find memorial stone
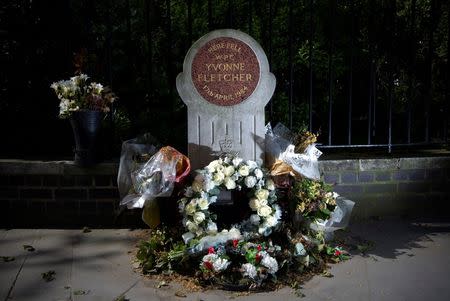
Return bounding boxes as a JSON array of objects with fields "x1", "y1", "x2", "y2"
[{"x1": 177, "y1": 29, "x2": 275, "y2": 169}]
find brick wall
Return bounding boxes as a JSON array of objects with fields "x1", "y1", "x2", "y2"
[
  {"x1": 0, "y1": 160, "x2": 140, "y2": 227},
  {"x1": 320, "y1": 157, "x2": 450, "y2": 219},
  {"x1": 0, "y1": 156, "x2": 449, "y2": 227}
]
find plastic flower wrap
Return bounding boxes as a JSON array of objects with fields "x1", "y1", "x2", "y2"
[
  {"x1": 119, "y1": 144, "x2": 190, "y2": 228},
  {"x1": 266, "y1": 123, "x2": 322, "y2": 180}
]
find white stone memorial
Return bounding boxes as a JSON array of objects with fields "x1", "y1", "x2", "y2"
[{"x1": 176, "y1": 29, "x2": 275, "y2": 169}]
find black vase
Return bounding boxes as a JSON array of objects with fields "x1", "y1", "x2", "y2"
[{"x1": 70, "y1": 111, "x2": 104, "y2": 166}]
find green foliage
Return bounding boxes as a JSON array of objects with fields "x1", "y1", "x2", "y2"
[
  {"x1": 291, "y1": 178, "x2": 336, "y2": 221},
  {"x1": 136, "y1": 228, "x2": 187, "y2": 273}
]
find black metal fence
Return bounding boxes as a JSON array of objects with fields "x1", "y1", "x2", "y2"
[{"x1": 0, "y1": 0, "x2": 449, "y2": 158}]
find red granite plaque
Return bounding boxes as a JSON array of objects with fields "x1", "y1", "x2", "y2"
[{"x1": 191, "y1": 37, "x2": 260, "y2": 106}]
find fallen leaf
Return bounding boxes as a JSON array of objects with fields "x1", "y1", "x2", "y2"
[
  {"x1": 23, "y1": 245, "x2": 35, "y2": 252},
  {"x1": 64, "y1": 286, "x2": 71, "y2": 290},
  {"x1": 114, "y1": 295, "x2": 129, "y2": 301},
  {"x1": 41, "y1": 270, "x2": 56, "y2": 282},
  {"x1": 321, "y1": 270, "x2": 333, "y2": 278},
  {"x1": 73, "y1": 289, "x2": 90, "y2": 295},
  {"x1": 82, "y1": 227, "x2": 92, "y2": 233},
  {"x1": 175, "y1": 290, "x2": 187, "y2": 297},
  {"x1": 157, "y1": 281, "x2": 169, "y2": 288},
  {"x1": 1, "y1": 256, "x2": 15, "y2": 262}
]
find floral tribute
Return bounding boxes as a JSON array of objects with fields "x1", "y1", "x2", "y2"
[
  {"x1": 134, "y1": 130, "x2": 354, "y2": 292},
  {"x1": 50, "y1": 73, "x2": 117, "y2": 119},
  {"x1": 178, "y1": 156, "x2": 281, "y2": 245}
]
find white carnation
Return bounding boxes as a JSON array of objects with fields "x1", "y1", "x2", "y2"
[
  {"x1": 241, "y1": 263, "x2": 257, "y2": 279},
  {"x1": 244, "y1": 176, "x2": 257, "y2": 188},
  {"x1": 206, "y1": 221, "x2": 218, "y2": 234},
  {"x1": 203, "y1": 179, "x2": 215, "y2": 192},
  {"x1": 273, "y1": 204, "x2": 282, "y2": 220},
  {"x1": 250, "y1": 214, "x2": 261, "y2": 224},
  {"x1": 228, "y1": 227, "x2": 241, "y2": 239},
  {"x1": 257, "y1": 205, "x2": 272, "y2": 217},
  {"x1": 255, "y1": 189, "x2": 270, "y2": 201},
  {"x1": 254, "y1": 168, "x2": 263, "y2": 179},
  {"x1": 232, "y1": 157, "x2": 243, "y2": 167},
  {"x1": 224, "y1": 177, "x2": 236, "y2": 190},
  {"x1": 261, "y1": 255, "x2": 279, "y2": 274},
  {"x1": 246, "y1": 160, "x2": 258, "y2": 170},
  {"x1": 193, "y1": 211, "x2": 206, "y2": 224},
  {"x1": 213, "y1": 257, "x2": 230, "y2": 272},
  {"x1": 238, "y1": 165, "x2": 250, "y2": 176}
]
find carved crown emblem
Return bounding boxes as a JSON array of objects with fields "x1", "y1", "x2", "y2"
[{"x1": 219, "y1": 136, "x2": 233, "y2": 153}]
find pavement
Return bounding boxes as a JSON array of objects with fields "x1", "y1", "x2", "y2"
[{"x1": 1, "y1": 218, "x2": 450, "y2": 301}]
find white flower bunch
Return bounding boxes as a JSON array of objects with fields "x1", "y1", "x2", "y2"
[
  {"x1": 50, "y1": 73, "x2": 116, "y2": 119},
  {"x1": 201, "y1": 253, "x2": 230, "y2": 272}
]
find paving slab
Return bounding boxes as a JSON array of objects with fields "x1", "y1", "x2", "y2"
[{"x1": 1, "y1": 219, "x2": 449, "y2": 301}]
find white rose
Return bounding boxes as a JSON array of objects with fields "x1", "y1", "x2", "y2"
[
  {"x1": 212, "y1": 171, "x2": 225, "y2": 185},
  {"x1": 238, "y1": 165, "x2": 250, "y2": 176},
  {"x1": 249, "y1": 198, "x2": 261, "y2": 210},
  {"x1": 232, "y1": 157, "x2": 243, "y2": 167},
  {"x1": 259, "y1": 198, "x2": 268, "y2": 206},
  {"x1": 185, "y1": 202, "x2": 197, "y2": 215},
  {"x1": 254, "y1": 168, "x2": 263, "y2": 179},
  {"x1": 255, "y1": 189, "x2": 270, "y2": 201},
  {"x1": 193, "y1": 211, "x2": 206, "y2": 224},
  {"x1": 265, "y1": 215, "x2": 278, "y2": 227},
  {"x1": 244, "y1": 176, "x2": 257, "y2": 188},
  {"x1": 206, "y1": 160, "x2": 219, "y2": 173},
  {"x1": 186, "y1": 220, "x2": 198, "y2": 232},
  {"x1": 224, "y1": 177, "x2": 236, "y2": 190},
  {"x1": 216, "y1": 164, "x2": 225, "y2": 173},
  {"x1": 224, "y1": 166, "x2": 235, "y2": 177},
  {"x1": 249, "y1": 214, "x2": 261, "y2": 224},
  {"x1": 265, "y1": 179, "x2": 275, "y2": 191},
  {"x1": 257, "y1": 205, "x2": 272, "y2": 217},
  {"x1": 198, "y1": 198, "x2": 209, "y2": 210}
]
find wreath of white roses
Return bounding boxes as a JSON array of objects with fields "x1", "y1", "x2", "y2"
[{"x1": 178, "y1": 155, "x2": 281, "y2": 247}]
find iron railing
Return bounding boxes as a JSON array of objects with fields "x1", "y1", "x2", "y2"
[{"x1": 0, "y1": 0, "x2": 449, "y2": 157}]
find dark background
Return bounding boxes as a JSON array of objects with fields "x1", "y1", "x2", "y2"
[{"x1": 0, "y1": 0, "x2": 449, "y2": 159}]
